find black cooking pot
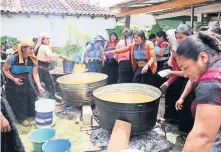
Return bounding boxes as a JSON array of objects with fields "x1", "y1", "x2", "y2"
[{"x1": 93, "y1": 83, "x2": 161, "y2": 134}]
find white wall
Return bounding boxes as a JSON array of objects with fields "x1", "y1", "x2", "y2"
[
  {"x1": 117, "y1": 13, "x2": 156, "y2": 27},
  {"x1": 1, "y1": 13, "x2": 116, "y2": 46}
]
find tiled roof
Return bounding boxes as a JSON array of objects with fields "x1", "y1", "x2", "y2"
[{"x1": 0, "y1": 0, "x2": 115, "y2": 16}]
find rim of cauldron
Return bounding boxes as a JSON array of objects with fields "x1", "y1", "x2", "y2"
[
  {"x1": 56, "y1": 72, "x2": 108, "y2": 85},
  {"x1": 93, "y1": 83, "x2": 162, "y2": 104}
]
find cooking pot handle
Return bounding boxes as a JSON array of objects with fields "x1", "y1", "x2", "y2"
[{"x1": 137, "y1": 105, "x2": 144, "y2": 113}]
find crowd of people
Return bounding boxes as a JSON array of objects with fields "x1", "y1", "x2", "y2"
[{"x1": 1, "y1": 22, "x2": 221, "y2": 151}]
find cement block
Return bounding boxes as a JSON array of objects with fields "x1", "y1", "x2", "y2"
[{"x1": 82, "y1": 106, "x2": 93, "y2": 125}]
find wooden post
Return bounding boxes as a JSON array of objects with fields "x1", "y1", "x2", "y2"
[
  {"x1": 191, "y1": 5, "x2": 194, "y2": 28},
  {"x1": 125, "y1": 15, "x2": 131, "y2": 29},
  {"x1": 107, "y1": 120, "x2": 131, "y2": 152}
]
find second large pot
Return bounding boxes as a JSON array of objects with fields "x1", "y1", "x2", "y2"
[{"x1": 93, "y1": 83, "x2": 161, "y2": 134}]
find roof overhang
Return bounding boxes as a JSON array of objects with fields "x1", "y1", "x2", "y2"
[{"x1": 110, "y1": 0, "x2": 216, "y2": 17}]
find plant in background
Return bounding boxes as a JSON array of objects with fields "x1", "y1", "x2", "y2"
[
  {"x1": 194, "y1": 22, "x2": 203, "y2": 32},
  {"x1": 149, "y1": 24, "x2": 163, "y2": 35},
  {"x1": 162, "y1": 25, "x2": 171, "y2": 32},
  {"x1": 106, "y1": 25, "x2": 125, "y2": 39},
  {"x1": 60, "y1": 19, "x2": 91, "y2": 62},
  {"x1": 1, "y1": 36, "x2": 20, "y2": 46},
  {"x1": 106, "y1": 25, "x2": 149, "y2": 39}
]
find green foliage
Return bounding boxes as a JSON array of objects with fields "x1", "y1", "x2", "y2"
[
  {"x1": 194, "y1": 22, "x2": 203, "y2": 32},
  {"x1": 149, "y1": 24, "x2": 163, "y2": 35},
  {"x1": 106, "y1": 25, "x2": 149, "y2": 39},
  {"x1": 106, "y1": 25, "x2": 125, "y2": 39},
  {"x1": 1, "y1": 36, "x2": 20, "y2": 46}
]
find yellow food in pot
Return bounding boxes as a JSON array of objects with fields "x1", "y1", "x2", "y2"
[
  {"x1": 99, "y1": 92, "x2": 155, "y2": 103},
  {"x1": 57, "y1": 74, "x2": 107, "y2": 84}
]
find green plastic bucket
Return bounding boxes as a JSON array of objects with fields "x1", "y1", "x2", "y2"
[{"x1": 29, "y1": 128, "x2": 56, "y2": 152}]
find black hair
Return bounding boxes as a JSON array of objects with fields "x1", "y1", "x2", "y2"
[
  {"x1": 175, "y1": 24, "x2": 193, "y2": 36},
  {"x1": 149, "y1": 34, "x2": 156, "y2": 40},
  {"x1": 86, "y1": 41, "x2": 89, "y2": 46},
  {"x1": 5, "y1": 41, "x2": 9, "y2": 44},
  {"x1": 176, "y1": 32, "x2": 221, "y2": 61},
  {"x1": 208, "y1": 24, "x2": 221, "y2": 35},
  {"x1": 198, "y1": 26, "x2": 209, "y2": 32},
  {"x1": 156, "y1": 31, "x2": 168, "y2": 41},
  {"x1": 122, "y1": 28, "x2": 132, "y2": 46},
  {"x1": 32, "y1": 38, "x2": 37, "y2": 42},
  {"x1": 109, "y1": 32, "x2": 118, "y2": 42},
  {"x1": 133, "y1": 30, "x2": 146, "y2": 40}
]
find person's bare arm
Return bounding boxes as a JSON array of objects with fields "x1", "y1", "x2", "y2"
[
  {"x1": 180, "y1": 79, "x2": 193, "y2": 100},
  {"x1": 173, "y1": 71, "x2": 185, "y2": 77},
  {"x1": 155, "y1": 48, "x2": 167, "y2": 57},
  {"x1": 3, "y1": 57, "x2": 23, "y2": 85},
  {"x1": 183, "y1": 104, "x2": 221, "y2": 152},
  {"x1": 32, "y1": 66, "x2": 44, "y2": 93}
]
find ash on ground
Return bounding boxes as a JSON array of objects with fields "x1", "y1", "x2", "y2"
[{"x1": 90, "y1": 124, "x2": 173, "y2": 152}]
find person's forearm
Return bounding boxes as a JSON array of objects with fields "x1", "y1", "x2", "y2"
[
  {"x1": 183, "y1": 131, "x2": 214, "y2": 152},
  {"x1": 180, "y1": 79, "x2": 193, "y2": 100},
  {"x1": 33, "y1": 72, "x2": 41, "y2": 88},
  {"x1": 3, "y1": 71, "x2": 15, "y2": 81},
  {"x1": 173, "y1": 71, "x2": 184, "y2": 77}
]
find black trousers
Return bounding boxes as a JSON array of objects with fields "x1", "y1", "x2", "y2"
[
  {"x1": 5, "y1": 78, "x2": 37, "y2": 121},
  {"x1": 103, "y1": 60, "x2": 118, "y2": 85},
  {"x1": 178, "y1": 78, "x2": 195, "y2": 133},
  {"x1": 1, "y1": 97, "x2": 25, "y2": 152},
  {"x1": 164, "y1": 77, "x2": 185, "y2": 123},
  {"x1": 118, "y1": 60, "x2": 134, "y2": 83},
  {"x1": 133, "y1": 66, "x2": 155, "y2": 86},
  {"x1": 38, "y1": 68, "x2": 56, "y2": 98}
]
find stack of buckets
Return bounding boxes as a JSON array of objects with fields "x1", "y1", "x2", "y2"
[{"x1": 29, "y1": 99, "x2": 72, "y2": 152}]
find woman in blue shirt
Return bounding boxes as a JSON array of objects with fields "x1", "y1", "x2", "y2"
[{"x1": 3, "y1": 40, "x2": 44, "y2": 127}]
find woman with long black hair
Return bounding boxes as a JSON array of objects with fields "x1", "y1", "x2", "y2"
[
  {"x1": 103, "y1": 32, "x2": 119, "y2": 84},
  {"x1": 176, "y1": 32, "x2": 221, "y2": 152},
  {"x1": 115, "y1": 28, "x2": 134, "y2": 83},
  {"x1": 104, "y1": 30, "x2": 157, "y2": 86}
]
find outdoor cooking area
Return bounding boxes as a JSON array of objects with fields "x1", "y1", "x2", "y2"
[{"x1": 16, "y1": 66, "x2": 185, "y2": 152}]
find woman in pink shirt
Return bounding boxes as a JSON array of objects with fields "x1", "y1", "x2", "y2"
[{"x1": 115, "y1": 29, "x2": 134, "y2": 83}]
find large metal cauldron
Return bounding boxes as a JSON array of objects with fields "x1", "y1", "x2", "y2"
[
  {"x1": 57, "y1": 73, "x2": 107, "y2": 106},
  {"x1": 93, "y1": 83, "x2": 161, "y2": 134}
]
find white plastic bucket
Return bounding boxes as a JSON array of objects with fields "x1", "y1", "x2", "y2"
[{"x1": 35, "y1": 99, "x2": 56, "y2": 128}]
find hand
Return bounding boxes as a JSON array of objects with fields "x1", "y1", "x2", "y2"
[
  {"x1": 38, "y1": 86, "x2": 45, "y2": 93},
  {"x1": 103, "y1": 51, "x2": 112, "y2": 56},
  {"x1": 175, "y1": 98, "x2": 184, "y2": 111},
  {"x1": 1, "y1": 115, "x2": 11, "y2": 133},
  {"x1": 165, "y1": 70, "x2": 174, "y2": 78},
  {"x1": 141, "y1": 64, "x2": 149, "y2": 74},
  {"x1": 60, "y1": 55, "x2": 68, "y2": 60},
  {"x1": 13, "y1": 78, "x2": 23, "y2": 85},
  {"x1": 160, "y1": 81, "x2": 170, "y2": 92}
]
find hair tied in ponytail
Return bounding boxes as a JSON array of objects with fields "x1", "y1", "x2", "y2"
[{"x1": 198, "y1": 32, "x2": 221, "y2": 52}]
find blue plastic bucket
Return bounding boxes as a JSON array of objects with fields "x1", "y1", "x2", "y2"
[
  {"x1": 63, "y1": 60, "x2": 75, "y2": 73},
  {"x1": 42, "y1": 139, "x2": 72, "y2": 152},
  {"x1": 29, "y1": 128, "x2": 56, "y2": 152}
]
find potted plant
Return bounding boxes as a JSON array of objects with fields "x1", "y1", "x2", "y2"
[{"x1": 62, "y1": 43, "x2": 83, "y2": 73}]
